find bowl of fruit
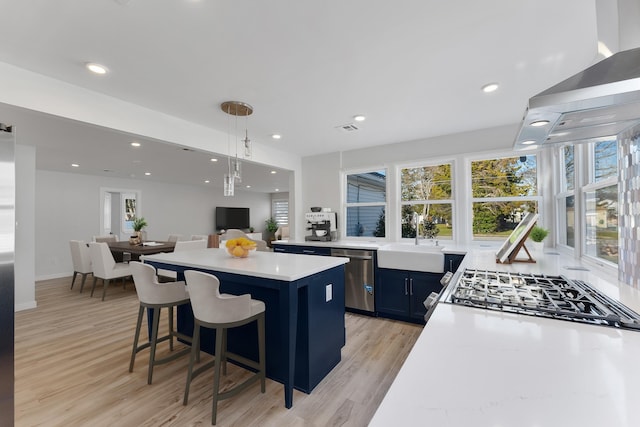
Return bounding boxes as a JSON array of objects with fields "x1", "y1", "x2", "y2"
[{"x1": 225, "y1": 237, "x2": 257, "y2": 258}]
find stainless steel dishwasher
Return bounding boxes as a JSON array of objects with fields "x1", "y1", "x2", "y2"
[{"x1": 331, "y1": 248, "x2": 375, "y2": 313}]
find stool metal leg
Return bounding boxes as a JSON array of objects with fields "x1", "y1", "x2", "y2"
[
  {"x1": 183, "y1": 322, "x2": 201, "y2": 405},
  {"x1": 168, "y1": 306, "x2": 174, "y2": 351},
  {"x1": 71, "y1": 271, "x2": 78, "y2": 290},
  {"x1": 90, "y1": 277, "x2": 98, "y2": 297},
  {"x1": 101, "y1": 279, "x2": 111, "y2": 301},
  {"x1": 129, "y1": 305, "x2": 145, "y2": 372},
  {"x1": 148, "y1": 307, "x2": 161, "y2": 384},
  {"x1": 258, "y1": 312, "x2": 266, "y2": 393},
  {"x1": 211, "y1": 326, "x2": 224, "y2": 425}
]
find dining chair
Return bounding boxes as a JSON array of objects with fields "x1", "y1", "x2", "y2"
[
  {"x1": 157, "y1": 239, "x2": 208, "y2": 281},
  {"x1": 93, "y1": 235, "x2": 118, "y2": 243},
  {"x1": 275, "y1": 226, "x2": 290, "y2": 240},
  {"x1": 190, "y1": 234, "x2": 208, "y2": 241},
  {"x1": 128, "y1": 262, "x2": 192, "y2": 384},
  {"x1": 167, "y1": 234, "x2": 183, "y2": 242},
  {"x1": 88, "y1": 242, "x2": 133, "y2": 301},
  {"x1": 69, "y1": 240, "x2": 92, "y2": 292},
  {"x1": 183, "y1": 270, "x2": 266, "y2": 425}
]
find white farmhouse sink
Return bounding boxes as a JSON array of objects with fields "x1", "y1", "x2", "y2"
[{"x1": 377, "y1": 244, "x2": 445, "y2": 273}]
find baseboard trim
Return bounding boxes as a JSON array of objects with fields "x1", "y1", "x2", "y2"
[{"x1": 15, "y1": 300, "x2": 37, "y2": 312}]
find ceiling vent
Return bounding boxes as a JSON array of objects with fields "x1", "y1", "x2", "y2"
[{"x1": 336, "y1": 123, "x2": 359, "y2": 132}]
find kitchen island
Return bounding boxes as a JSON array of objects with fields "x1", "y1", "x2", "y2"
[
  {"x1": 370, "y1": 248, "x2": 640, "y2": 426},
  {"x1": 141, "y1": 247, "x2": 348, "y2": 409}
]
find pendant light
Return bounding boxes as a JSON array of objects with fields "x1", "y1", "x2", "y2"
[{"x1": 221, "y1": 101, "x2": 253, "y2": 196}]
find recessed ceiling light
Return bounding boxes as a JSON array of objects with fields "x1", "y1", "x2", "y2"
[
  {"x1": 353, "y1": 115, "x2": 366, "y2": 122},
  {"x1": 71, "y1": 163, "x2": 79, "y2": 168},
  {"x1": 210, "y1": 158, "x2": 218, "y2": 162},
  {"x1": 271, "y1": 134, "x2": 282, "y2": 140},
  {"x1": 85, "y1": 62, "x2": 109, "y2": 75},
  {"x1": 246, "y1": 185, "x2": 251, "y2": 188},
  {"x1": 521, "y1": 140, "x2": 536, "y2": 145},
  {"x1": 270, "y1": 170, "x2": 277, "y2": 174},
  {"x1": 131, "y1": 142, "x2": 141, "y2": 147},
  {"x1": 144, "y1": 172, "x2": 151, "y2": 176},
  {"x1": 275, "y1": 188, "x2": 279, "y2": 192},
  {"x1": 530, "y1": 120, "x2": 550, "y2": 127},
  {"x1": 204, "y1": 180, "x2": 210, "y2": 183},
  {"x1": 481, "y1": 83, "x2": 499, "y2": 93}
]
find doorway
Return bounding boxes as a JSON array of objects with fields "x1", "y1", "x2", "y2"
[{"x1": 99, "y1": 187, "x2": 141, "y2": 241}]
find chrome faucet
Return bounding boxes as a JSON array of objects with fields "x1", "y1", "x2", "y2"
[{"x1": 413, "y1": 212, "x2": 420, "y2": 245}]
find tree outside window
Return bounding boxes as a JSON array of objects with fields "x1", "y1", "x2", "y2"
[
  {"x1": 471, "y1": 155, "x2": 538, "y2": 239},
  {"x1": 400, "y1": 163, "x2": 453, "y2": 239}
]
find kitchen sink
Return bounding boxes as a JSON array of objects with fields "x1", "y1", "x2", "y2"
[{"x1": 377, "y1": 243, "x2": 445, "y2": 273}]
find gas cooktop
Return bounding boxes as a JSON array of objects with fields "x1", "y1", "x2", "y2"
[{"x1": 448, "y1": 269, "x2": 640, "y2": 331}]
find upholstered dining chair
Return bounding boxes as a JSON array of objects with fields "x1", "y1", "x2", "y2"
[
  {"x1": 93, "y1": 235, "x2": 118, "y2": 243},
  {"x1": 128, "y1": 262, "x2": 192, "y2": 384},
  {"x1": 167, "y1": 234, "x2": 183, "y2": 242},
  {"x1": 190, "y1": 234, "x2": 208, "y2": 241},
  {"x1": 69, "y1": 240, "x2": 92, "y2": 292},
  {"x1": 157, "y1": 239, "x2": 208, "y2": 281},
  {"x1": 183, "y1": 270, "x2": 266, "y2": 425},
  {"x1": 275, "y1": 226, "x2": 290, "y2": 240},
  {"x1": 88, "y1": 242, "x2": 132, "y2": 301}
]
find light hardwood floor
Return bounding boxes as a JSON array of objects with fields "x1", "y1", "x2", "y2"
[{"x1": 15, "y1": 277, "x2": 422, "y2": 427}]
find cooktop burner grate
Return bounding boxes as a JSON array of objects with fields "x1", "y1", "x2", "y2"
[{"x1": 449, "y1": 269, "x2": 640, "y2": 331}]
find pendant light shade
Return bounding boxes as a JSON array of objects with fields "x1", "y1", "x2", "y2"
[{"x1": 221, "y1": 101, "x2": 253, "y2": 196}]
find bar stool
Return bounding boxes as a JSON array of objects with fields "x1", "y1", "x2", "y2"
[
  {"x1": 183, "y1": 270, "x2": 266, "y2": 426},
  {"x1": 129, "y1": 261, "x2": 192, "y2": 384}
]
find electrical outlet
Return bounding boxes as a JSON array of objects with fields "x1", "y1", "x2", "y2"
[{"x1": 325, "y1": 284, "x2": 332, "y2": 302}]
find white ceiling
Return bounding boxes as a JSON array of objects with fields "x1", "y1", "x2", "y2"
[{"x1": 0, "y1": 0, "x2": 607, "y2": 192}]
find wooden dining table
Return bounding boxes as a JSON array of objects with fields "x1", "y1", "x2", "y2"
[{"x1": 108, "y1": 241, "x2": 175, "y2": 262}]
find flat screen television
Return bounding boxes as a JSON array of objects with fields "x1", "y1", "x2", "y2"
[{"x1": 215, "y1": 206, "x2": 250, "y2": 231}]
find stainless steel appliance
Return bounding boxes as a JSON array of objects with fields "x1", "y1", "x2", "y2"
[
  {"x1": 0, "y1": 122, "x2": 15, "y2": 425},
  {"x1": 305, "y1": 211, "x2": 337, "y2": 242},
  {"x1": 447, "y1": 269, "x2": 640, "y2": 331},
  {"x1": 331, "y1": 248, "x2": 374, "y2": 313},
  {"x1": 514, "y1": 46, "x2": 640, "y2": 149}
]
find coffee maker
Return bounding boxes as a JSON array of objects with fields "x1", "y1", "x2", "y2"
[{"x1": 305, "y1": 210, "x2": 338, "y2": 241}]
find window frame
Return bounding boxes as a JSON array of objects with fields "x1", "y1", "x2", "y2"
[{"x1": 342, "y1": 167, "x2": 388, "y2": 239}]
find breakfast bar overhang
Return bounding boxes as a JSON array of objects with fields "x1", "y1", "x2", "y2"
[{"x1": 142, "y1": 248, "x2": 348, "y2": 409}]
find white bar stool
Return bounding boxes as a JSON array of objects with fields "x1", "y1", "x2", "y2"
[
  {"x1": 183, "y1": 270, "x2": 266, "y2": 426},
  {"x1": 128, "y1": 261, "x2": 192, "y2": 384}
]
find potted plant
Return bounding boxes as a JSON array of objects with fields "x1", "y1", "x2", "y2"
[
  {"x1": 130, "y1": 217, "x2": 148, "y2": 244},
  {"x1": 265, "y1": 217, "x2": 278, "y2": 248},
  {"x1": 529, "y1": 225, "x2": 549, "y2": 256}
]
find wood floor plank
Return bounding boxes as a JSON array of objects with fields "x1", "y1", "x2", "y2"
[{"x1": 15, "y1": 277, "x2": 422, "y2": 426}]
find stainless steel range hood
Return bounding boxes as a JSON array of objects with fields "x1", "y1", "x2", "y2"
[{"x1": 514, "y1": 46, "x2": 640, "y2": 149}]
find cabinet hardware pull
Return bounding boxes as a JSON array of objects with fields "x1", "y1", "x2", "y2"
[
  {"x1": 404, "y1": 278, "x2": 408, "y2": 295},
  {"x1": 409, "y1": 278, "x2": 413, "y2": 295}
]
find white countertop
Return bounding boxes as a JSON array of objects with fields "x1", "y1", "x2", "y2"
[
  {"x1": 370, "y1": 248, "x2": 640, "y2": 427},
  {"x1": 141, "y1": 247, "x2": 348, "y2": 282}
]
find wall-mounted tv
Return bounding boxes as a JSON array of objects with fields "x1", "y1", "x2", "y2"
[{"x1": 215, "y1": 206, "x2": 251, "y2": 231}]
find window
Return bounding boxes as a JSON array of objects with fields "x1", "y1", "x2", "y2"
[
  {"x1": 557, "y1": 145, "x2": 575, "y2": 248},
  {"x1": 345, "y1": 170, "x2": 386, "y2": 237},
  {"x1": 584, "y1": 139, "x2": 618, "y2": 264},
  {"x1": 400, "y1": 163, "x2": 453, "y2": 240},
  {"x1": 470, "y1": 155, "x2": 538, "y2": 239},
  {"x1": 272, "y1": 198, "x2": 289, "y2": 225}
]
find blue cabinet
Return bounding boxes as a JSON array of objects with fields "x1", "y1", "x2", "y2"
[
  {"x1": 445, "y1": 253, "x2": 465, "y2": 273},
  {"x1": 376, "y1": 268, "x2": 443, "y2": 323}
]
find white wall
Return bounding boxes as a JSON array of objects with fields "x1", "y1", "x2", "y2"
[
  {"x1": 15, "y1": 145, "x2": 36, "y2": 311},
  {"x1": 35, "y1": 170, "x2": 271, "y2": 280}
]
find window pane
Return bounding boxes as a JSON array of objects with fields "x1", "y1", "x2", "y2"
[
  {"x1": 561, "y1": 195, "x2": 575, "y2": 248},
  {"x1": 472, "y1": 201, "x2": 538, "y2": 239},
  {"x1": 347, "y1": 171, "x2": 386, "y2": 203},
  {"x1": 471, "y1": 155, "x2": 537, "y2": 197},
  {"x1": 272, "y1": 199, "x2": 289, "y2": 225},
  {"x1": 401, "y1": 204, "x2": 452, "y2": 239},
  {"x1": 563, "y1": 145, "x2": 575, "y2": 191},
  {"x1": 346, "y1": 206, "x2": 385, "y2": 237},
  {"x1": 401, "y1": 164, "x2": 451, "y2": 201},
  {"x1": 594, "y1": 140, "x2": 617, "y2": 182},
  {"x1": 585, "y1": 184, "x2": 618, "y2": 264}
]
